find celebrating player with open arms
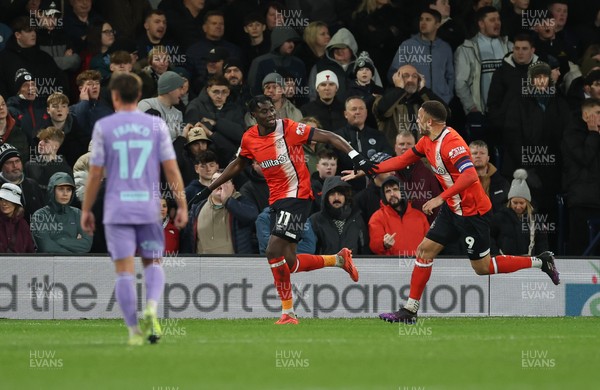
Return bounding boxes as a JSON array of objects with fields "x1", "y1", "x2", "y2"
[
  {"x1": 343, "y1": 100, "x2": 560, "y2": 324},
  {"x1": 196, "y1": 95, "x2": 377, "y2": 324}
]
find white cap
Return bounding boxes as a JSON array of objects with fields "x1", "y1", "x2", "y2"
[
  {"x1": 315, "y1": 70, "x2": 339, "y2": 89},
  {"x1": 0, "y1": 183, "x2": 22, "y2": 206}
]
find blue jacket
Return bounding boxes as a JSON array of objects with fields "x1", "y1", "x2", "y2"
[
  {"x1": 180, "y1": 192, "x2": 258, "y2": 254},
  {"x1": 388, "y1": 34, "x2": 455, "y2": 104}
]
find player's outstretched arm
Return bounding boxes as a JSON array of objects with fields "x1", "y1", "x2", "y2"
[
  {"x1": 311, "y1": 128, "x2": 378, "y2": 175},
  {"x1": 162, "y1": 159, "x2": 189, "y2": 229},
  {"x1": 80, "y1": 164, "x2": 103, "y2": 235},
  {"x1": 211, "y1": 156, "x2": 248, "y2": 191}
]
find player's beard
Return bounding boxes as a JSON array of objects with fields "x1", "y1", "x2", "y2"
[{"x1": 418, "y1": 122, "x2": 430, "y2": 136}]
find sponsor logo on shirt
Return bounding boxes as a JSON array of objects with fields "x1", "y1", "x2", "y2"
[{"x1": 448, "y1": 146, "x2": 467, "y2": 159}]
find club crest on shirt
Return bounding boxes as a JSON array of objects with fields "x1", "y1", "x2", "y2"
[{"x1": 296, "y1": 123, "x2": 306, "y2": 136}]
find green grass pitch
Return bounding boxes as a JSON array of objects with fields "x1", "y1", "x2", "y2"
[{"x1": 1, "y1": 317, "x2": 597, "y2": 390}]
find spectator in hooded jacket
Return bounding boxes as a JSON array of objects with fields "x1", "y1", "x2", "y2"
[
  {"x1": 0, "y1": 182, "x2": 35, "y2": 253},
  {"x1": 369, "y1": 176, "x2": 429, "y2": 256},
  {"x1": 31, "y1": 172, "x2": 91, "y2": 253},
  {"x1": 309, "y1": 175, "x2": 369, "y2": 255},
  {"x1": 308, "y1": 27, "x2": 382, "y2": 102},
  {"x1": 247, "y1": 26, "x2": 306, "y2": 99}
]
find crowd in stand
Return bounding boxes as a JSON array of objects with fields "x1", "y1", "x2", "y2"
[{"x1": 0, "y1": 0, "x2": 599, "y2": 256}]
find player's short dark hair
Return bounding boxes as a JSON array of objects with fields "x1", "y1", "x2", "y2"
[
  {"x1": 248, "y1": 95, "x2": 273, "y2": 113},
  {"x1": 420, "y1": 8, "x2": 442, "y2": 23},
  {"x1": 581, "y1": 98, "x2": 600, "y2": 112},
  {"x1": 317, "y1": 149, "x2": 337, "y2": 161},
  {"x1": 109, "y1": 73, "x2": 142, "y2": 104},
  {"x1": 421, "y1": 101, "x2": 447, "y2": 123},
  {"x1": 196, "y1": 150, "x2": 218, "y2": 165},
  {"x1": 513, "y1": 33, "x2": 535, "y2": 47},
  {"x1": 469, "y1": 139, "x2": 488, "y2": 151},
  {"x1": 476, "y1": 6, "x2": 499, "y2": 23}
]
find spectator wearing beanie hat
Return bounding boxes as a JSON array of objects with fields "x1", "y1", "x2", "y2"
[
  {"x1": 222, "y1": 58, "x2": 252, "y2": 109},
  {"x1": 6, "y1": 68, "x2": 49, "y2": 145},
  {"x1": 490, "y1": 169, "x2": 549, "y2": 256},
  {"x1": 347, "y1": 51, "x2": 383, "y2": 129},
  {"x1": 244, "y1": 72, "x2": 302, "y2": 127},
  {"x1": 300, "y1": 70, "x2": 346, "y2": 131},
  {"x1": 0, "y1": 182, "x2": 36, "y2": 253},
  {"x1": 138, "y1": 71, "x2": 185, "y2": 140},
  {"x1": 0, "y1": 143, "x2": 46, "y2": 223}
]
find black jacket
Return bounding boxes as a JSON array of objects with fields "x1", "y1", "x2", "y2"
[
  {"x1": 184, "y1": 90, "x2": 245, "y2": 165},
  {"x1": 562, "y1": 117, "x2": 600, "y2": 209},
  {"x1": 301, "y1": 98, "x2": 346, "y2": 132},
  {"x1": 309, "y1": 176, "x2": 369, "y2": 254},
  {"x1": 334, "y1": 123, "x2": 393, "y2": 192},
  {"x1": 490, "y1": 207, "x2": 549, "y2": 256},
  {"x1": 0, "y1": 35, "x2": 68, "y2": 99},
  {"x1": 502, "y1": 94, "x2": 570, "y2": 211}
]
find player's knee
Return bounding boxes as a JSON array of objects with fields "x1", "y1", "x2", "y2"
[
  {"x1": 471, "y1": 262, "x2": 489, "y2": 275},
  {"x1": 416, "y1": 242, "x2": 434, "y2": 260}
]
